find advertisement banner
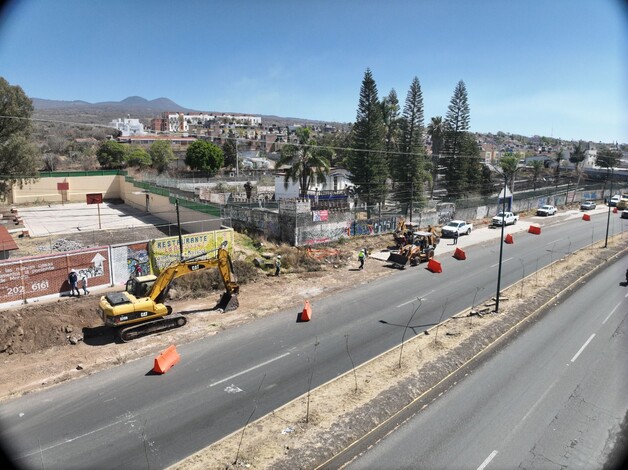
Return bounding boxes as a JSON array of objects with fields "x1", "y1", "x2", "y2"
[{"x1": 149, "y1": 229, "x2": 234, "y2": 273}]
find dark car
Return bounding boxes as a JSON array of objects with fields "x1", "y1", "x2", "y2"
[{"x1": 580, "y1": 200, "x2": 596, "y2": 210}]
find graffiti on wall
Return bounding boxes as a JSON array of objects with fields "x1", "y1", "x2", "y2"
[{"x1": 0, "y1": 248, "x2": 110, "y2": 305}]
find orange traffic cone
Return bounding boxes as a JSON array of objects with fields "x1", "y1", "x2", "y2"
[
  {"x1": 153, "y1": 345, "x2": 180, "y2": 374},
  {"x1": 505, "y1": 233, "x2": 514, "y2": 244},
  {"x1": 300, "y1": 300, "x2": 312, "y2": 322}
]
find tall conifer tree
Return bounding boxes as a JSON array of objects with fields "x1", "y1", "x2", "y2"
[
  {"x1": 348, "y1": 68, "x2": 388, "y2": 218},
  {"x1": 392, "y1": 77, "x2": 427, "y2": 215}
]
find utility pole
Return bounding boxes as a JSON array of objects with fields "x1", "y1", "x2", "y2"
[
  {"x1": 604, "y1": 167, "x2": 614, "y2": 248},
  {"x1": 409, "y1": 181, "x2": 413, "y2": 224},
  {"x1": 176, "y1": 199, "x2": 184, "y2": 261},
  {"x1": 495, "y1": 172, "x2": 507, "y2": 313}
]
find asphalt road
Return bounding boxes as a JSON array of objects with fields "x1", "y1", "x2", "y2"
[
  {"x1": 0, "y1": 209, "x2": 626, "y2": 469},
  {"x1": 348, "y1": 259, "x2": 628, "y2": 469}
]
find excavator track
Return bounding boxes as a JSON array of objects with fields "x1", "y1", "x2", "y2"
[{"x1": 116, "y1": 312, "x2": 186, "y2": 343}]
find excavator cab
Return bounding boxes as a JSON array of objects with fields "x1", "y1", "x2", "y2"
[{"x1": 125, "y1": 275, "x2": 157, "y2": 298}]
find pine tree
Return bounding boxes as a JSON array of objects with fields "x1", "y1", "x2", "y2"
[
  {"x1": 392, "y1": 77, "x2": 427, "y2": 215},
  {"x1": 441, "y1": 80, "x2": 475, "y2": 198},
  {"x1": 381, "y1": 89, "x2": 401, "y2": 173},
  {"x1": 348, "y1": 69, "x2": 388, "y2": 218}
]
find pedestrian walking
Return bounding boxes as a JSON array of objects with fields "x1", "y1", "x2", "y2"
[
  {"x1": 358, "y1": 249, "x2": 365, "y2": 270},
  {"x1": 275, "y1": 255, "x2": 282, "y2": 276},
  {"x1": 81, "y1": 274, "x2": 90, "y2": 295},
  {"x1": 68, "y1": 269, "x2": 80, "y2": 297},
  {"x1": 453, "y1": 230, "x2": 459, "y2": 245}
]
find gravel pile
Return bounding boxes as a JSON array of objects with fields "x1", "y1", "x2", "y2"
[{"x1": 37, "y1": 238, "x2": 85, "y2": 253}]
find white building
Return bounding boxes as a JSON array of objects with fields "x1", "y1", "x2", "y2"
[
  {"x1": 163, "y1": 112, "x2": 262, "y2": 133},
  {"x1": 109, "y1": 117, "x2": 144, "y2": 136},
  {"x1": 274, "y1": 168, "x2": 353, "y2": 200}
]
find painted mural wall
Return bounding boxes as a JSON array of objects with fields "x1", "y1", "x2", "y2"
[{"x1": 0, "y1": 247, "x2": 111, "y2": 307}]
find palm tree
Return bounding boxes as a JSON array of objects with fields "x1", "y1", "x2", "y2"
[
  {"x1": 530, "y1": 160, "x2": 544, "y2": 191},
  {"x1": 569, "y1": 141, "x2": 586, "y2": 202},
  {"x1": 427, "y1": 116, "x2": 444, "y2": 198},
  {"x1": 276, "y1": 127, "x2": 330, "y2": 197}
]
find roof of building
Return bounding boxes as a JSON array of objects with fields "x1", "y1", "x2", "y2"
[{"x1": 0, "y1": 226, "x2": 19, "y2": 252}]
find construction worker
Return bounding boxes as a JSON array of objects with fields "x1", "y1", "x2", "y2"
[
  {"x1": 275, "y1": 255, "x2": 282, "y2": 276},
  {"x1": 453, "y1": 229, "x2": 459, "y2": 245},
  {"x1": 358, "y1": 249, "x2": 365, "y2": 270}
]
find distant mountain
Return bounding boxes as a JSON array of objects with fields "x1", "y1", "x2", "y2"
[
  {"x1": 31, "y1": 96, "x2": 195, "y2": 113},
  {"x1": 29, "y1": 96, "x2": 350, "y2": 128}
]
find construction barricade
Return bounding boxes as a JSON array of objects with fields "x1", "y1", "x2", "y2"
[
  {"x1": 427, "y1": 259, "x2": 442, "y2": 273},
  {"x1": 528, "y1": 224, "x2": 541, "y2": 235},
  {"x1": 453, "y1": 247, "x2": 466, "y2": 260},
  {"x1": 153, "y1": 345, "x2": 180, "y2": 374}
]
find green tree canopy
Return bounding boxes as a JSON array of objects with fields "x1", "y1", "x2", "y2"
[
  {"x1": 185, "y1": 140, "x2": 224, "y2": 174},
  {"x1": 276, "y1": 127, "x2": 330, "y2": 197},
  {"x1": 347, "y1": 68, "x2": 388, "y2": 218},
  {"x1": 0, "y1": 77, "x2": 40, "y2": 195},
  {"x1": 595, "y1": 147, "x2": 621, "y2": 169},
  {"x1": 125, "y1": 146, "x2": 152, "y2": 170},
  {"x1": 96, "y1": 140, "x2": 127, "y2": 169},
  {"x1": 222, "y1": 137, "x2": 237, "y2": 169},
  {"x1": 149, "y1": 140, "x2": 175, "y2": 174}
]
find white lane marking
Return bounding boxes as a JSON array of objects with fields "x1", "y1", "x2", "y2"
[
  {"x1": 397, "y1": 290, "x2": 434, "y2": 308},
  {"x1": 571, "y1": 334, "x2": 596, "y2": 363},
  {"x1": 477, "y1": 450, "x2": 498, "y2": 470},
  {"x1": 19, "y1": 413, "x2": 133, "y2": 458},
  {"x1": 224, "y1": 384, "x2": 243, "y2": 394},
  {"x1": 545, "y1": 240, "x2": 561, "y2": 246},
  {"x1": 209, "y1": 352, "x2": 290, "y2": 387},
  {"x1": 490, "y1": 257, "x2": 512, "y2": 268},
  {"x1": 603, "y1": 303, "x2": 621, "y2": 324}
]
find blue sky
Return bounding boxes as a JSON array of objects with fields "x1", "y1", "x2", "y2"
[{"x1": 0, "y1": 0, "x2": 625, "y2": 143}]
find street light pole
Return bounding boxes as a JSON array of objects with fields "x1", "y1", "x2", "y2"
[
  {"x1": 604, "y1": 166, "x2": 614, "y2": 248},
  {"x1": 495, "y1": 172, "x2": 507, "y2": 313}
]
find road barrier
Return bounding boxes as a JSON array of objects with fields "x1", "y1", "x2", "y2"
[
  {"x1": 427, "y1": 259, "x2": 442, "y2": 273},
  {"x1": 582, "y1": 213, "x2": 591, "y2": 221},
  {"x1": 528, "y1": 224, "x2": 541, "y2": 235},
  {"x1": 153, "y1": 345, "x2": 180, "y2": 374},
  {"x1": 505, "y1": 233, "x2": 514, "y2": 244},
  {"x1": 453, "y1": 248, "x2": 466, "y2": 260}
]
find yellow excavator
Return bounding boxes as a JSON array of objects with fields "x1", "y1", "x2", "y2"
[{"x1": 98, "y1": 241, "x2": 239, "y2": 342}]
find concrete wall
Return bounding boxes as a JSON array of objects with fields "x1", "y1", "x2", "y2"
[{"x1": 11, "y1": 172, "x2": 122, "y2": 204}]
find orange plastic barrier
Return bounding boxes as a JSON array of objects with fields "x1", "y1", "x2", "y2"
[
  {"x1": 613, "y1": 207, "x2": 618, "y2": 213},
  {"x1": 453, "y1": 247, "x2": 466, "y2": 260},
  {"x1": 427, "y1": 259, "x2": 442, "y2": 273},
  {"x1": 582, "y1": 213, "x2": 591, "y2": 221},
  {"x1": 505, "y1": 233, "x2": 514, "y2": 244},
  {"x1": 528, "y1": 224, "x2": 541, "y2": 235},
  {"x1": 153, "y1": 345, "x2": 180, "y2": 374},
  {"x1": 301, "y1": 300, "x2": 312, "y2": 322}
]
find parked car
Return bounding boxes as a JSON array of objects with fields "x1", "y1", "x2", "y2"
[
  {"x1": 609, "y1": 195, "x2": 621, "y2": 207},
  {"x1": 536, "y1": 205, "x2": 557, "y2": 216},
  {"x1": 622, "y1": 210, "x2": 628, "y2": 219},
  {"x1": 492, "y1": 212, "x2": 519, "y2": 226},
  {"x1": 580, "y1": 200, "x2": 596, "y2": 210},
  {"x1": 441, "y1": 220, "x2": 473, "y2": 237}
]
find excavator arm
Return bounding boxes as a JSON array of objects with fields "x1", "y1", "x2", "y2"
[{"x1": 148, "y1": 241, "x2": 239, "y2": 306}]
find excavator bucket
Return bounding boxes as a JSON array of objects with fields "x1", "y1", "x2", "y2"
[
  {"x1": 387, "y1": 251, "x2": 409, "y2": 267},
  {"x1": 216, "y1": 292, "x2": 239, "y2": 312}
]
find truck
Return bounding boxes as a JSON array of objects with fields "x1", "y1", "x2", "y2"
[
  {"x1": 441, "y1": 220, "x2": 473, "y2": 238},
  {"x1": 492, "y1": 211, "x2": 519, "y2": 226},
  {"x1": 98, "y1": 241, "x2": 239, "y2": 342}
]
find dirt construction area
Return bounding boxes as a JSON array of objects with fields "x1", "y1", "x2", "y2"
[{"x1": 0, "y1": 223, "x2": 626, "y2": 469}]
